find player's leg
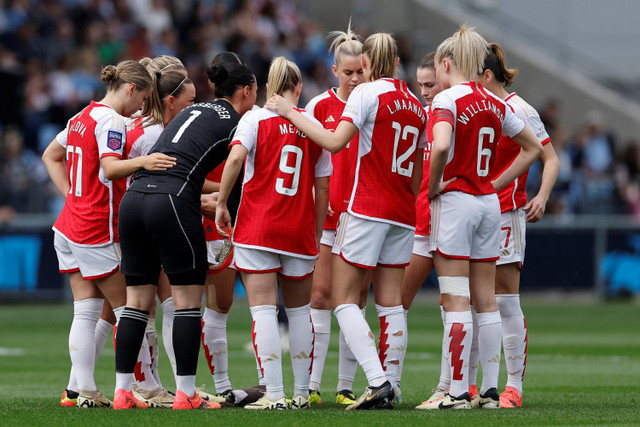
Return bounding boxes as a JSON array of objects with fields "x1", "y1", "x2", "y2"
[
  {"x1": 372, "y1": 266, "x2": 406, "y2": 399},
  {"x1": 496, "y1": 262, "x2": 526, "y2": 408},
  {"x1": 496, "y1": 208, "x2": 527, "y2": 408},
  {"x1": 280, "y1": 259, "x2": 314, "y2": 410},
  {"x1": 67, "y1": 272, "x2": 106, "y2": 406},
  {"x1": 242, "y1": 268, "x2": 287, "y2": 410},
  {"x1": 158, "y1": 271, "x2": 176, "y2": 383},
  {"x1": 399, "y1": 244, "x2": 435, "y2": 401},
  {"x1": 170, "y1": 282, "x2": 219, "y2": 409},
  {"x1": 309, "y1": 237, "x2": 333, "y2": 403},
  {"x1": 202, "y1": 265, "x2": 236, "y2": 400},
  {"x1": 469, "y1": 260, "x2": 501, "y2": 408},
  {"x1": 336, "y1": 271, "x2": 370, "y2": 404},
  {"x1": 112, "y1": 282, "x2": 157, "y2": 409},
  {"x1": 425, "y1": 254, "x2": 473, "y2": 409}
]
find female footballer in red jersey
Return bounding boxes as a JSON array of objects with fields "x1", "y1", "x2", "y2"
[
  {"x1": 42, "y1": 60, "x2": 175, "y2": 408},
  {"x1": 304, "y1": 26, "x2": 366, "y2": 406},
  {"x1": 399, "y1": 51, "x2": 452, "y2": 404},
  {"x1": 216, "y1": 57, "x2": 331, "y2": 410},
  {"x1": 480, "y1": 43, "x2": 559, "y2": 408},
  {"x1": 416, "y1": 26, "x2": 543, "y2": 410},
  {"x1": 266, "y1": 33, "x2": 427, "y2": 410}
]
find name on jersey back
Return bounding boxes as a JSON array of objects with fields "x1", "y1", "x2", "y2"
[
  {"x1": 279, "y1": 123, "x2": 307, "y2": 138},
  {"x1": 195, "y1": 102, "x2": 231, "y2": 119},
  {"x1": 458, "y1": 99, "x2": 504, "y2": 125},
  {"x1": 386, "y1": 99, "x2": 426, "y2": 124}
]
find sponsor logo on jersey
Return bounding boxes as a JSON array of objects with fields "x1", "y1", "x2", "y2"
[
  {"x1": 107, "y1": 130, "x2": 123, "y2": 150},
  {"x1": 325, "y1": 115, "x2": 335, "y2": 123}
]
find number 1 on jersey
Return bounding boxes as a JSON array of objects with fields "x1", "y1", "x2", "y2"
[{"x1": 172, "y1": 110, "x2": 202, "y2": 143}]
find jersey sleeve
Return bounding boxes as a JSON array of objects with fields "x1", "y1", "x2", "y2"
[
  {"x1": 96, "y1": 111, "x2": 126, "y2": 159},
  {"x1": 524, "y1": 111, "x2": 550, "y2": 145},
  {"x1": 315, "y1": 149, "x2": 333, "y2": 177},
  {"x1": 501, "y1": 105, "x2": 525, "y2": 138},
  {"x1": 230, "y1": 110, "x2": 258, "y2": 152},
  {"x1": 430, "y1": 92, "x2": 456, "y2": 126},
  {"x1": 340, "y1": 83, "x2": 375, "y2": 130},
  {"x1": 56, "y1": 123, "x2": 69, "y2": 148}
]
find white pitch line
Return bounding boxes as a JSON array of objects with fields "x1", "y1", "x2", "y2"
[{"x1": 0, "y1": 348, "x2": 26, "y2": 356}]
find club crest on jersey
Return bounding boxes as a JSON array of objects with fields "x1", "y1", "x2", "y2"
[{"x1": 107, "y1": 130, "x2": 123, "y2": 150}]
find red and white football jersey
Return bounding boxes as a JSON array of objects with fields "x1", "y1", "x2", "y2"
[
  {"x1": 431, "y1": 81, "x2": 524, "y2": 196},
  {"x1": 415, "y1": 106, "x2": 435, "y2": 236},
  {"x1": 340, "y1": 78, "x2": 427, "y2": 229},
  {"x1": 493, "y1": 93, "x2": 551, "y2": 212},
  {"x1": 53, "y1": 101, "x2": 127, "y2": 246},
  {"x1": 203, "y1": 163, "x2": 225, "y2": 241},
  {"x1": 124, "y1": 116, "x2": 163, "y2": 187},
  {"x1": 230, "y1": 107, "x2": 333, "y2": 258},
  {"x1": 305, "y1": 89, "x2": 359, "y2": 230}
]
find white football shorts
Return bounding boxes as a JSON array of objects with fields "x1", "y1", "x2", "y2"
[
  {"x1": 430, "y1": 191, "x2": 500, "y2": 261},
  {"x1": 334, "y1": 212, "x2": 414, "y2": 268},
  {"x1": 54, "y1": 232, "x2": 120, "y2": 280},
  {"x1": 233, "y1": 246, "x2": 315, "y2": 279},
  {"x1": 496, "y1": 208, "x2": 526, "y2": 267}
]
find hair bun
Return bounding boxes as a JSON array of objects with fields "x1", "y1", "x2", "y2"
[
  {"x1": 100, "y1": 65, "x2": 118, "y2": 83},
  {"x1": 207, "y1": 64, "x2": 229, "y2": 86}
]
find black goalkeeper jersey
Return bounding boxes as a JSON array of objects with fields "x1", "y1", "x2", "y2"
[{"x1": 130, "y1": 100, "x2": 240, "y2": 208}]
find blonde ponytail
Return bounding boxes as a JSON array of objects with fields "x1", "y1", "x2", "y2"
[{"x1": 266, "y1": 57, "x2": 301, "y2": 99}]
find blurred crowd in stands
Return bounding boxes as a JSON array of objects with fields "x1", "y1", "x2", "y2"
[{"x1": 1, "y1": 0, "x2": 639, "y2": 223}]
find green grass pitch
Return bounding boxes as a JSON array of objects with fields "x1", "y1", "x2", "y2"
[{"x1": 1, "y1": 295, "x2": 639, "y2": 425}]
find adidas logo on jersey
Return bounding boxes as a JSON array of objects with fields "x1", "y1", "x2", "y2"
[{"x1": 325, "y1": 115, "x2": 335, "y2": 123}]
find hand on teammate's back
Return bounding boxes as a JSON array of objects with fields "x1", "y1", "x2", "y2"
[{"x1": 141, "y1": 152, "x2": 177, "y2": 171}]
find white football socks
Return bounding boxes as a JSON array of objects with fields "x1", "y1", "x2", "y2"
[
  {"x1": 334, "y1": 303, "x2": 386, "y2": 388},
  {"x1": 286, "y1": 304, "x2": 314, "y2": 397},
  {"x1": 468, "y1": 306, "x2": 480, "y2": 390},
  {"x1": 161, "y1": 297, "x2": 176, "y2": 381},
  {"x1": 309, "y1": 308, "x2": 331, "y2": 391},
  {"x1": 202, "y1": 308, "x2": 232, "y2": 393},
  {"x1": 437, "y1": 305, "x2": 451, "y2": 390},
  {"x1": 69, "y1": 298, "x2": 103, "y2": 392},
  {"x1": 444, "y1": 310, "x2": 473, "y2": 398},
  {"x1": 476, "y1": 310, "x2": 502, "y2": 395},
  {"x1": 145, "y1": 318, "x2": 162, "y2": 388},
  {"x1": 250, "y1": 305, "x2": 284, "y2": 400},
  {"x1": 497, "y1": 294, "x2": 527, "y2": 394},
  {"x1": 376, "y1": 304, "x2": 406, "y2": 388}
]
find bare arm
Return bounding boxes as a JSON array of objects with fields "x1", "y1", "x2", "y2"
[
  {"x1": 42, "y1": 139, "x2": 69, "y2": 197},
  {"x1": 215, "y1": 144, "x2": 247, "y2": 236},
  {"x1": 265, "y1": 94, "x2": 358, "y2": 153},
  {"x1": 428, "y1": 121, "x2": 454, "y2": 200},
  {"x1": 523, "y1": 142, "x2": 560, "y2": 222},
  {"x1": 314, "y1": 176, "x2": 330, "y2": 249},
  {"x1": 492, "y1": 126, "x2": 544, "y2": 191},
  {"x1": 202, "y1": 179, "x2": 220, "y2": 194},
  {"x1": 100, "y1": 152, "x2": 177, "y2": 181},
  {"x1": 412, "y1": 148, "x2": 423, "y2": 200}
]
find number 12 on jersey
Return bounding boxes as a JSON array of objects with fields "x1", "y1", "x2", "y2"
[{"x1": 391, "y1": 121, "x2": 418, "y2": 177}]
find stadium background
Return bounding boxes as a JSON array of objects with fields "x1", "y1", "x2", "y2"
[{"x1": 2, "y1": 0, "x2": 640, "y2": 300}]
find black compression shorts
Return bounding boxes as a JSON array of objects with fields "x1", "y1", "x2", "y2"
[{"x1": 119, "y1": 190, "x2": 207, "y2": 286}]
